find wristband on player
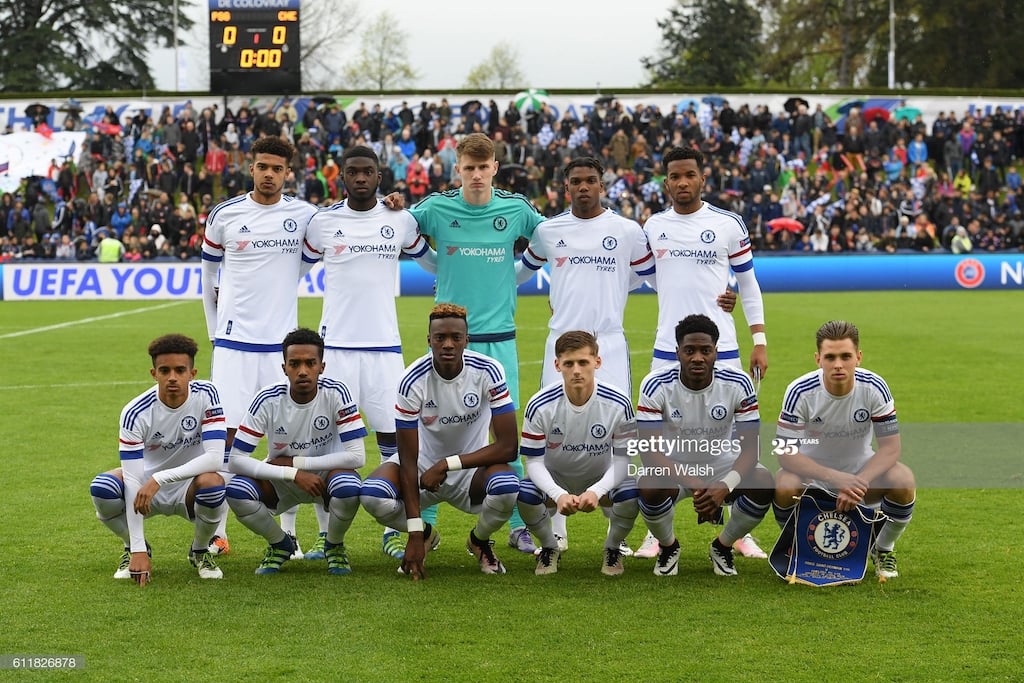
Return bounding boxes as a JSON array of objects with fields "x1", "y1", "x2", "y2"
[
  {"x1": 752, "y1": 332, "x2": 767, "y2": 347},
  {"x1": 721, "y1": 470, "x2": 742, "y2": 493},
  {"x1": 406, "y1": 518, "x2": 425, "y2": 533},
  {"x1": 445, "y1": 455, "x2": 463, "y2": 472}
]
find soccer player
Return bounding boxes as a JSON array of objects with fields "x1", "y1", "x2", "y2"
[
  {"x1": 302, "y1": 145, "x2": 437, "y2": 562},
  {"x1": 409, "y1": 132, "x2": 544, "y2": 554},
  {"x1": 225, "y1": 328, "x2": 367, "y2": 575},
  {"x1": 518, "y1": 157, "x2": 655, "y2": 394},
  {"x1": 89, "y1": 334, "x2": 227, "y2": 584},
  {"x1": 773, "y1": 320, "x2": 915, "y2": 581},
  {"x1": 359, "y1": 304, "x2": 520, "y2": 579},
  {"x1": 636, "y1": 315, "x2": 774, "y2": 577},
  {"x1": 517, "y1": 331, "x2": 640, "y2": 576},
  {"x1": 201, "y1": 135, "x2": 324, "y2": 558},
  {"x1": 636, "y1": 146, "x2": 768, "y2": 561}
]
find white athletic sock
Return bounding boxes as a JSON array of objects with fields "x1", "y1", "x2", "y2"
[
  {"x1": 229, "y1": 496, "x2": 286, "y2": 545},
  {"x1": 279, "y1": 506, "x2": 298, "y2": 537},
  {"x1": 604, "y1": 497, "x2": 639, "y2": 549}
]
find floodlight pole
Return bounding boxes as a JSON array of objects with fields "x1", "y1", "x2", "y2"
[{"x1": 887, "y1": 0, "x2": 895, "y2": 89}]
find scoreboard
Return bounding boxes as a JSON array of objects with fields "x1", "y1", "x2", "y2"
[{"x1": 208, "y1": 0, "x2": 301, "y2": 95}]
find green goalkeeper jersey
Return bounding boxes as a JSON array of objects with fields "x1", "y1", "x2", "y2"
[{"x1": 410, "y1": 188, "x2": 544, "y2": 338}]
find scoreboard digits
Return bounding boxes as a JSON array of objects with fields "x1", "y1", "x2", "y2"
[{"x1": 208, "y1": 0, "x2": 301, "y2": 95}]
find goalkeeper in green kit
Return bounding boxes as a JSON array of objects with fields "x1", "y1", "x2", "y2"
[{"x1": 409, "y1": 132, "x2": 544, "y2": 553}]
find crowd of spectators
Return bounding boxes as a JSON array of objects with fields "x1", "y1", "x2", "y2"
[{"x1": 2, "y1": 94, "x2": 1023, "y2": 262}]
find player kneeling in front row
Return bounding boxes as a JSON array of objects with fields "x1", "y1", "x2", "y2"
[
  {"x1": 636, "y1": 315, "x2": 774, "y2": 577},
  {"x1": 90, "y1": 334, "x2": 228, "y2": 584},
  {"x1": 518, "y1": 331, "x2": 640, "y2": 576},
  {"x1": 360, "y1": 304, "x2": 520, "y2": 579},
  {"x1": 773, "y1": 320, "x2": 915, "y2": 581},
  {"x1": 226, "y1": 328, "x2": 367, "y2": 576}
]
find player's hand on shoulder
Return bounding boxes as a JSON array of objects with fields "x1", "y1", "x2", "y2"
[{"x1": 383, "y1": 192, "x2": 406, "y2": 210}]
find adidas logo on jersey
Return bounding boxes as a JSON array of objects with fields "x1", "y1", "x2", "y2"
[
  {"x1": 449, "y1": 220, "x2": 461, "y2": 228},
  {"x1": 812, "y1": 416, "x2": 824, "y2": 423},
  {"x1": 333, "y1": 229, "x2": 345, "y2": 238},
  {"x1": 275, "y1": 426, "x2": 288, "y2": 434},
  {"x1": 424, "y1": 399, "x2": 437, "y2": 408},
  {"x1": 239, "y1": 226, "x2": 250, "y2": 233},
  {"x1": 670, "y1": 409, "x2": 683, "y2": 418},
  {"x1": 555, "y1": 239, "x2": 567, "y2": 247},
  {"x1": 657, "y1": 232, "x2": 668, "y2": 240},
  {"x1": 551, "y1": 426, "x2": 563, "y2": 435},
  {"x1": 152, "y1": 431, "x2": 164, "y2": 439}
]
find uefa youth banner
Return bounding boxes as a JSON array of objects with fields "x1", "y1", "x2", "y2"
[{"x1": 1, "y1": 253, "x2": 1022, "y2": 300}]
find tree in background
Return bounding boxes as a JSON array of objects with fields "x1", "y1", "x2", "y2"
[
  {"x1": 642, "y1": 0, "x2": 762, "y2": 88},
  {"x1": 463, "y1": 42, "x2": 526, "y2": 90},
  {"x1": 341, "y1": 11, "x2": 418, "y2": 91},
  {"x1": 0, "y1": 0, "x2": 191, "y2": 92}
]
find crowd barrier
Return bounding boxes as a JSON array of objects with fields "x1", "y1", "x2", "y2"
[{"x1": 1, "y1": 253, "x2": 1021, "y2": 301}]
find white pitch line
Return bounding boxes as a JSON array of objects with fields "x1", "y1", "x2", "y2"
[
  {"x1": 0, "y1": 380, "x2": 146, "y2": 391},
  {"x1": 0, "y1": 301, "x2": 189, "y2": 340}
]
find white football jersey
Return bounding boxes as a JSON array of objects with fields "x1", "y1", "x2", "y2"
[
  {"x1": 637, "y1": 362, "x2": 759, "y2": 475},
  {"x1": 202, "y1": 193, "x2": 318, "y2": 349},
  {"x1": 520, "y1": 380, "x2": 637, "y2": 497},
  {"x1": 521, "y1": 209, "x2": 654, "y2": 333},
  {"x1": 776, "y1": 368, "x2": 899, "y2": 474},
  {"x1": 232, "y1": 378, "x2": 368, "y2": 462},
  {"x1": 395, "y1": 350, "x2": 515, "y2": 466},
  {"x1": 118, "y1": 380, "x2": 227, "y2": 482},
  {"x1": 303, "y1": 200, "x2": 429, "y2": 349},
  {"x1": 643, "y1": 202, "x2": 756, "y2": 356}
]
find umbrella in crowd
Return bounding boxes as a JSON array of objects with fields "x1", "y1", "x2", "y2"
[
  {"x1": 594, "y1": 94, "x2": 616, "y2": 107},
  {"x1": 310, "y1": 95, "x2": 337, "y2": 106},
  {"x1": 863, "y1": 107, "x2": 891, "y2": 124},
  {"x1": 513, "y1": 88, "x2": 549, "y2": 112},
  {"x1": 25, "y1": 103, "x2": 51, "y2": 124},
  {"x1": 702, "y1": 94, "x2": 727, "y2": 107},
  {"x1": 894, "y1": 106, "x2": 922, "y2": 121},
  {"x1": 676, "y1": 98, "x2": 699, "y2": 113},
  {"x1": 837, "y1": 99, "x2": 866, "y2": 115},
  {"x1": 784, "y1": 96, "x2": 810, "y2": 113},
  {"x1": 767, "y1": 217, "x2": 806, "y2": 234},
  {"x1": 58, "y1": 99, "x2": 83, "y2": 114}
]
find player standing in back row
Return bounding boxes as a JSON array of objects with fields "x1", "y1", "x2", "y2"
[
  {"x1": 636, "y1": 146, "x2": 769, "y2": 560},
  {"x1": 409, "y1": 132, "x2": 544, "y2": 554}
]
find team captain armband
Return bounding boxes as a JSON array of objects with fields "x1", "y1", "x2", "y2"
[{"x1": 872, "y1": 413, "x2": 899, "y2": 437}]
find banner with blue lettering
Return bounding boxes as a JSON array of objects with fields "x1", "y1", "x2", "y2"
[
  {"x1": 2, "y1": 253, "x2": 1022, "y2": 300},
  {"x1": 769, "y1": 487, "x2": 886, "y2": 587}
]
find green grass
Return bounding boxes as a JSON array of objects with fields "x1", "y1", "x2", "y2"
[{"x1": 0, "y1": 291, "x2": 1021, "y2": 682}]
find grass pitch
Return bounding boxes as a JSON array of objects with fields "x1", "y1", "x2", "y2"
[{"x1": 0, "y1": 291, "x2": 1021, "y2": 682}]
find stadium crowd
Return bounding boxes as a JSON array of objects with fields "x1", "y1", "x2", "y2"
[{"x1": 2, "y1": 94, "x2": 1023, "y2": 262}]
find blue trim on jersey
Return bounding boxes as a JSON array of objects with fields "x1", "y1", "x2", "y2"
[
  {"x1": 301, "y1": 252, "x2": 319, "y2": 264},
  {"x1": 783, "y1": 375, "x2": 822, "y2": 414},
  {"x1": 464, "y1": 354, "x2": 504, "y2": 383},
  {"x1": 339, "y1": 427, "x2": 369, "y2": 442},
  {"x1": 328, "y1": 345, "x2": 403, "y2": 354},
  {"x1": 396, "y1": 418, "x2": 418, "y2": 430},
  {"x1": 491, "y1": 403, "x2": 516, "y2": 416},
  {"x1": 122, "y1": 391, "x2": 158, "y2": 431},
  {"x1": 119, "y1": 450, "x2": 143, "y2": 461},
  {"x1": 470, "y1": 331, "x2": 516, "y2": 343},
  {"x1": 398, "y1": 357, "x2": 434, "y2": 396},
  {"x1": 202, "y1": 429, "x2": 228, "y2": 442},
  {"x1": 635, "y1": 264, "x2": 656, "y2": 276},
  {"x1": 201, "y1": 251, "x2": 222, "y2": 262},
  {"x1": 524, "y1": 384, "x2": 565, "y2": 421},
  {"x1": 319, "y1": 377, "x2": 354, "y2": 404},
  {"x1": 640, "y1": 366, "x2": 679, "y2": 397},
  {"x1": 520, "y1": 445, "x2": 546, "y2": 457},
  {"x1": 214, "y1": 339, "x2": 283, "y2": 353},
  {"x1": 714, "y1": 366, "x2": 756, "y2": 394},
  {"x1": 405, "y1": 239, "x2": 430, "y2": 258},
  {"x1": 855, "y1": 370, "x2": 893, "y2": 402},
  {"x1": 718, "y1": 349, "x2": 740, "y2": 360},
  {"x1": 731, "y1": 260, "x2": 754, "y2": 273},
  {"x1": 595, "y1": 383, "x2": 635, "y2": 419},
  {"x1": 233, "y1": 440, "x2": 257, "y2": 454},
  {"x1": 652, "y1": 348, "x2": 677, "y2": 361},
  {"x1": 206, "y1": 193, "x2": 249, "y2": 223},
  {"x1": 248, "y1": 384, "x2": 288, "y2": 414},
  {"x1": 521, "y1": 256, "x2": 542, "y2": 272},
  {"x1": 190, "y1": 380, "x2": 222, "y2": 405}
]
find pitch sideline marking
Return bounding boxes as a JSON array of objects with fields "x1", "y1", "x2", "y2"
[{"x1": 0, "y1": 301, "x2": 189, "y2": 340}]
